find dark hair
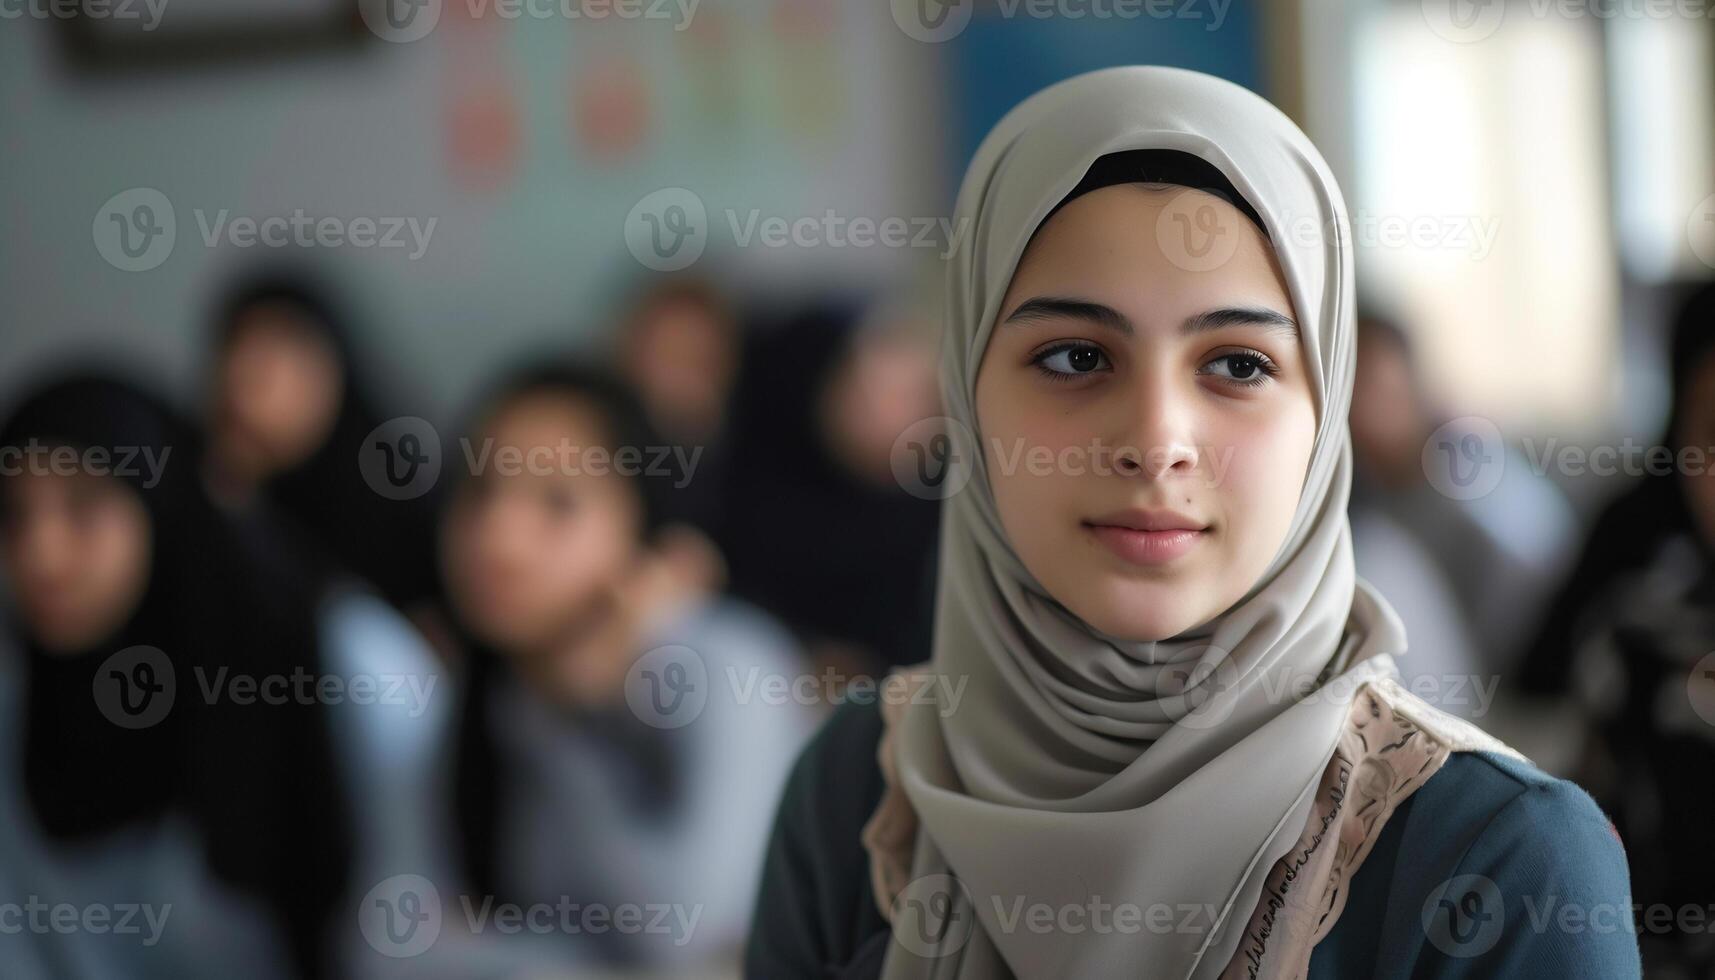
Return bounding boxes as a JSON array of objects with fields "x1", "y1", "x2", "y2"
[
  {"x1": 459, "y1": 359, "x2": 675, "y2": 539},
  {"x1": 1045, "y1": 148, "x2": 1269, "y2": 235},
  {"x1": 449, "y1": 361, "x2": 684, "y2": 915}
]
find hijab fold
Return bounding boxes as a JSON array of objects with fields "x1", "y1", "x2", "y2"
[{"x1": 880, "y1": 66, "x2": 1411, "y2": 980}]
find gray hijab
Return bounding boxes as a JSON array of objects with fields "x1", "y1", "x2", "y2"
[{"x1": 882, "y1": 66, "x2": 1407, "y2": 979}]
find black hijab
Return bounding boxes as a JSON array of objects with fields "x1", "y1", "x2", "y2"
[
  {"x1": 209, "y1": 273, "x2": 441, "y2": 609},
  {"x1": 1, "y1": 373, "x2": 354, "y2": 979},
  {"x1": 717, "y1": 300, "x2": 941, "y2": 671}
]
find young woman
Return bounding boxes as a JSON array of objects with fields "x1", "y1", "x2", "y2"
[
  {"x1": 746, "y1": 67, "x2": 1639, "y2": 979},
  {"x1": 441, "y1": 363, "x2": 815, "y2": 971},
  {"x1": 0, "y1": 374, "x2": 352, "y2": 978},
  {"x1": 202, "y1": 272, "x2": 441, "y2": 614}
]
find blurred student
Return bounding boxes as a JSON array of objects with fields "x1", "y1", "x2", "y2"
[
  {"x1": 202, "y1": 272, "x2": 441, "y2": 615},
  {"x1": 1349, "y1": 310, "x2": 1578, "y2": 671},
  {"x1": 0, "y1": 374, "x2": 352, "y2": 978},
  {"x1": 1516, "y1": 281, "x2": 1715, "y2": 977},
  {"x1": 440, "y1": 363, "x2": 814, "y2": 970},
  {"x1": 720, "y1": 302, "x2": 941, "y2": 675},
  {"x1": 615, "y1": 275, "x2": 743, "y2": 539}
]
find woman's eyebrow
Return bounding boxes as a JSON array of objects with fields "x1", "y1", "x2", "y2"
[
  {"x1": 1183, "y1": 306, "x2": 1299, "y2": 338},
  {"x1": 1001, "y1": 297, "x2": 1298, "y2": 338},
  {"x1": 1002, "y1": 297, "x2": 1132, "y2": 335}
]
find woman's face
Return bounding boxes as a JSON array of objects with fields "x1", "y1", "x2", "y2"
[
  {"x1": 439, "y1": 393, "x2": 643, "y2": 656},
  {"x1": 210, "y1": 303, "x2": 344, "y2": 482},
  {"x1": 975, "y1": 184, "x2": 1317, "y2": 642},
  {"x1": 1, "y1": 470, "x2": 152, "y2": 654}
]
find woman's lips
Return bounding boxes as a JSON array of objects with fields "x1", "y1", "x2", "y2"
[{"x1": 1084, "y1": 523, "x2": 1206, "y2": 565}]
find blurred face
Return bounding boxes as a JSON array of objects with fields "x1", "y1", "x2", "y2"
[
  {"x1": 1, "y1": 470, "x2": 152, "y2": 654},
  {"x1": 622, "y1": 297, "x2": 735, "y2": 433},
  {"x1": 440, "y1": 393, "x2": 643, "y2": 656},
  {"x1": 1676, "y1": 350, "x2": 1715, "y2": 551},
  {"x1": 820, "y1": 326, "x2": 941, "y2": 486},
  {"x1": 1350, "y1": 327, "x2": 1423, "y2": 481},
  {"x1": 975, "y1": 184, "x2": 1317, "y2": 642},
  {"x1": 211, "y1": 303, "x2": 343, "y2": 482}
]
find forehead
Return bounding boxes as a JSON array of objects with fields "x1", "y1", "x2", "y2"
[{"x1": 1002, "y1": 183, "x2": 1293, "y2": 326}]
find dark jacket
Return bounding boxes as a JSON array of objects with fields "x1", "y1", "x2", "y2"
[{"x1": 746, "y1": 699, "x2": 1641, "y2": 979}]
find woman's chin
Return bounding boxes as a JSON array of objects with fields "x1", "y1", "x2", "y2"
[{"x1": 1069, "y1": 588, "x2": 1215, "y2": 644}]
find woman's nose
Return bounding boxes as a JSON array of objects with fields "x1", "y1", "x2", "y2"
[{"x1": 1109, "y1": 377, "x2": 1200, "y2": 479}]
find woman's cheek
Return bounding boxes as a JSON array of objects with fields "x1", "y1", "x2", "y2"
[{"x1": 1212, "y1": 413, "x2": 1315, "y2": 551}]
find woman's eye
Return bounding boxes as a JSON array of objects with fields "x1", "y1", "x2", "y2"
[
  {"x1": 1032, "y1": 342, "x2": 1111, "y2": 379},
  {"x1": 1201, "y1": 351, "x2": 1277, "y2": 387},
  {"x1": 542, "y1": 485, "x2": 578, "y2": 516}
]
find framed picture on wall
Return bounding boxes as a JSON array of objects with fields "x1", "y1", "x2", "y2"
[{"x1": 59, "y1": 0, "x2": 368, "y2": 71}]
